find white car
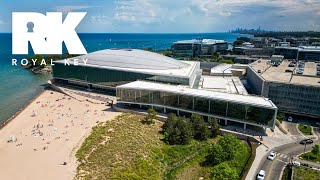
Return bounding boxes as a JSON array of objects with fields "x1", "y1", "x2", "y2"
[
  {"x1": 293, "y1": 161, "x2": 301, "y2": 166},
  {"x1": 256, "y1": 170, "x2": 266, "y2": 180},
  {"x1": 267, "y1": 152, "x2": 276, "y2": 160},
  {"x1": 288, "y1": 116, "x2": 293, "y2": 122}
]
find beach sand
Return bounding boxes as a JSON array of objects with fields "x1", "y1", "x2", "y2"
[{"x1": 0, "y1": 89, "x2": 121, "y2": 180}]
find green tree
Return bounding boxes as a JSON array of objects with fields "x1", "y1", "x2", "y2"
[
  {"x1": 144, "y1": 108, "x2": 157, "y2": 124},
  {"x1": 217, "y1": 134, "x2": 241, "y2": 160},
  {"x1": 312, "y1": 144, "x2": 320, "y2": 155},
  {"x1": 208, "y1": 117, "x2": 220, "y2": 138},
  {"x1": 277, "y1": 113, "x2": 284, "y2": 123},
  {"x1": 206, "y1": 144, "x2": 228, "y2": 165},
  {"x1": 163, "y1": 115, "x2": 192, "y2": 145},
  {"x1": 211, "y1": 162, "x2": 238, "y2": 180},
  {"x1": 191, "y1": 114, "x2": 210, "y2": 141},
  {"x1": 162, "y1": 113, "x2": 178, "y2": 133},
  {"x1": 177, "y1": 116, "x2": 193, "y2": 145}
]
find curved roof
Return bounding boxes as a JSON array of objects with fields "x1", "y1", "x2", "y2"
[{"x1": 70, "y1": 49, "x2": 190, "y2": 70}]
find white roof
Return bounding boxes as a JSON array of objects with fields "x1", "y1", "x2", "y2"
[
  {"x1": 210, "y1": 64, "x2": 232, "y2": 75},
  {"x1": 200, "y1": 76, "x2": 248, "y2": 95},
  {"x1": 117, "y1": 81, "x2": 276, "y2": 108},
  {"x1": 55, "y1": 49, "x2": 199, "y2": 78},
  {"x1": 174, "y1": 39, "x2": 226, "y2": 45}
]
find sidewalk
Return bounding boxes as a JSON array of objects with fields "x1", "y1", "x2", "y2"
[{"x1": 245, "y1": 127, "x2": 295, "y2": 180}]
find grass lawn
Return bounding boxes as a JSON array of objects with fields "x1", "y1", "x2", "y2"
[
  {"x1": 298, "y1": 124, "x2": 313, "y2": 135},
  {"x1": 75, "y1": 113, "x2": 250, "y2": 180},
  {"x1": 293, "y1": 166, "x2": 320, "y2": 180},
  {"x1": 300, "y1": 152, "x2": 320, "y2": 163}
]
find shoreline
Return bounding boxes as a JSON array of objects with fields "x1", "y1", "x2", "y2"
[
  {"x1": 0, "y1": 87, "x2": 121, "y2": 180},
  {"x1": 0, "y1": 87, "x2": 47, "y2": 130}
]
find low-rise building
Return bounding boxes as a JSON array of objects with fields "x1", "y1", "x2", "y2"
[
  {"x1": 52, "y1": 49, "x2": 277, "y2": 129},
  {"x1": 275, "y1": 46, "x2": 320, "y2": 61},
  {"x1": 233, "y1": 47, "x2": 275, "y2": 57},
  {"x1": 247, "y1": 59, "x2": 320, "y2": 118},
  {"x1": 172, "y1": 39, "x2": 228, "y2": 57}
]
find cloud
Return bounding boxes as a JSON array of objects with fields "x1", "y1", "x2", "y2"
[
  {"x1": 114, "y1": 0, "x2": 160, "y2": 24},
  {"x1": 53, "y1": 6, "x2": 95, "y2": 14},
  {"x1": 219, "y1": 11, "x2": 232, "y2": 17},
  {"x1": 0, "y1": 18, "x2": 5, "y2": 24},
  {"x1": 90, "y1": 14, "x2": 112, "y2": 24},
  {"x1": 47, "y1": 0, "x2": 320, "y2": 32}
]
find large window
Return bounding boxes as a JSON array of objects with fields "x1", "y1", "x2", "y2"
[
  {"x1": 194, "y1": 97, "x2": 209, "y2": 113},
  {"x1": 122, "y1": 89, "x2": 135, "y2": 102},
  {"x1": 178, "y1": 95, "x2": 193, "y2": 109},
  {"x1": 227, "y1": 102, "x2": 246, "y2": 120},
  {"x1": 137, "y1": 90, "x2": 151, "y2": 104},
  {"x1": 209, "y1": 100, "x2": 227, "y2": 116},
  {"x1": 152, "y1": 91, "x2": 164, "y2": 105},
  {"x1": 246, "y1": 106, "x2": 275, "y2": 126},
  {"x1": 163, "y1": 92, "x2": 178, "y2": 107}
]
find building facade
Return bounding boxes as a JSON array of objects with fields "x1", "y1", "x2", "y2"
[
  {"x1": 172, "y1": 39, "x2": 228, "y2": 57},
  {"x1": 116, "y1": 81, "x2": 277, "y2": 128},
  {"x1": 52, "y1": 49, "x2": 201, "y2": 89},
  {"x1": 247, "y1": 60, "x2": 320, "y2": 118}
]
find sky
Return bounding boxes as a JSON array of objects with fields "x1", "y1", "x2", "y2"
[{"x1": 0, "y1": 0, "x2": 320, "y2": 33}]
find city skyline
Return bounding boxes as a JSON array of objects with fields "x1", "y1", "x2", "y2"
[{"x1": 0, "y1": 0, "x2": 320, "y2": 33}]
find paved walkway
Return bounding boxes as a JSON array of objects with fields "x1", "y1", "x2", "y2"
[{"x1": 245, "y1": 127, "x2": 297, "y2": 180}]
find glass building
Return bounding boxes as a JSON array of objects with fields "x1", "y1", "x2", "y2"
[
  {"x1": 116, "y1": 81, "x2": 277, "y2": 128},
  {"x1": 52, "y1": 49, "x2": 201, "y2": 88}
]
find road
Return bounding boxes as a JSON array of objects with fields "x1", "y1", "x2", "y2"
[{"x1": 256, "y1": 140, "x2": 320, "y2": 180}]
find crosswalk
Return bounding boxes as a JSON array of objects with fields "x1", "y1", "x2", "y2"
[{"x1": 272, "y1": 152, "x2": 292, "y2": 162}]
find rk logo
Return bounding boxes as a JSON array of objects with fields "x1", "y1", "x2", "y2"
[{"x1": 12, "y1": 12, "x2": 87, "y2": 55}]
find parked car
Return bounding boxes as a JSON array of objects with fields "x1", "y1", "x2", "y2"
[
  {"x1": 288, "y1": 63, "x2": 295, "y2": 67},
  {"x1": 300, "y1": 139, "x2": 313, "y2": 145},
  {"x1": 256, "y1": 170, "x2": 266, "y2": 180},
  {"x1": 293, "y1": 161, "x2": 301, "y2": 166},
  {"x1": 267, "y1": 152, "x2": 276, "y2": 160},
  {"x1": 288, "y1": 116, "x2": 293, "y2": 122}
]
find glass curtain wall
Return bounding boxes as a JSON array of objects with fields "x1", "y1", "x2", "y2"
[{"x1": 117, "y1": 88, "x2": 275, "y2": 127}]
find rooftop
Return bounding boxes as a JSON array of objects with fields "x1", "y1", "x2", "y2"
[
  {"x1": 210, "y1": 63, "x2": 233, "y2": 76},
  {"x1": 275, "y1": 46, "x2": 320, "y2": 52},
  {"x1": 54, "y1": 49, "x2": 199, "y2": 78},
  {"x1": 250, "y1": 59, "x2": 320, "y2": 86},
  {"x1": 174, "y1": 39, "x2": 226, "y2": 45},
  {"x1": 199, "y1": 76, "x2": 248, "y2": 95},
  {"x1": 117, "y1": 81, "x2": 275, "y2": 108}
]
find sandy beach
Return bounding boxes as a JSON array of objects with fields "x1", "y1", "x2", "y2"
[{"x1": 0, "y1": 89, "x2": 121, "y2": 180}]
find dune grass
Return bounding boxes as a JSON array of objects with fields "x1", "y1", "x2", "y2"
[
  {"x1": 294, "y1": 166, "x2": 320, "y2": 180},
  {"x1": 75, "y1": 113, "x2": 250, "y2": 180}
]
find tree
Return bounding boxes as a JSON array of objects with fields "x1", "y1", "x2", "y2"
[
  {"x1": 144, "y1": 108, "x2": 157, "y2": 124},
  {"x1": 162, "y1": 115, "x2": 192, "y2": 145},
  {"x1": 206, "y1": 144, "x2": 228, "y2": 165},
  {"x1": 162, "y1": 113, "x2": 178, "y2": 132},
  {"x1": 208, "y1": 118, "x2": 220, "y2": 138},
  {"x1": 191, "y1": 114, "x2": 210, "y2": 141},
  {"x1": 312, "y1": 144, "x2": 320, "y2": 155},
  {"x1": 177, "y1": 116, "x2": 193, "y2": 145},
  {"x1": 217, "y1": 134, "x2": 241, "y2": 160},
  {"x1": 211, "y1": 162, "x2": 238, "y2": 180},
  {"x1": 277, "y1": 113, "x2": 284, "y2": 123}
]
